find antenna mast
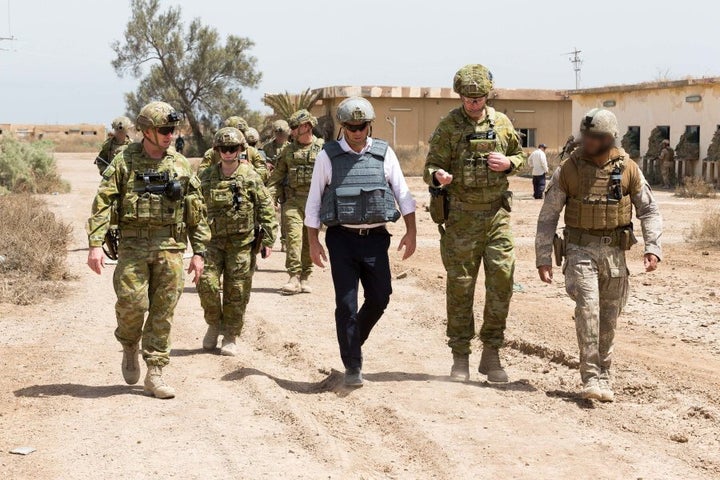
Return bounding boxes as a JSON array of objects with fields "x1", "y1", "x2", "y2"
[
  {"x1": 563, "y1": 47, "x2": 583, "y2": 89},
  {"x1": 0, "y1": 0, "x2": 16, "y2": 51}
]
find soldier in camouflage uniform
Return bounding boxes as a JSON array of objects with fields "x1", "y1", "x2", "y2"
[
  {"x1": 263, "y1": 120, "x2": 292, "y2": 168},
  {"x1": 536, "y1": 108, "x2": 662, "y2": 402},
  {"x1": 197, "y1": 116, "x2": 268, "y2": 182},
  {"x1": 198, "y1": 127, "x2": 277, "y2": 356},
  {"x1": 659, "y1": 139, "x2": 675, "y2": 188},
  {"x1": 267, "y1": 109, "x2": 324, "y2": 295},
  {"x1": 95, "y1": 116, "x2": 133, "y2": 175},
  {"x1": 244, "y1": 127, "x2": 268, "y2": 163},
  {"x1": 424, "y1": 64, "x2": 525, "y2": 383},
  {"x1": 86, "y1": 101, "x2": 210, "y2": 399}
]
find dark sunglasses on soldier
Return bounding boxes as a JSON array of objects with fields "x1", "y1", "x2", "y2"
[
  {"x1": 219, "y1": 145, "x2": 240, "y2": 154},
  {"x1": 157, "y1": 126, "x2": 176, "y2": 135},
  {"x1": 344, "y1": 122, "x2": 369, "y2": 132}
]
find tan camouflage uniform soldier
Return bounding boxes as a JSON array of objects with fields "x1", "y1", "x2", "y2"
[
  {"x1": 267, "y1": 109, "x2": 324, "y2": 295},
  {"x1": 197, "y1": 116, "x2": 269, "y2": 182},
  {"x1": 95, "y1": 116, "x2": 133, "y2": 175},
  {"x1": 87, "y1": 101, "x2": 210, "y2": 399},
  {"x1": 198, "y1": 128, "x2": 277, "y2": 356},
  {"x1": 659, "y1": 139, "x2": 675, "y2": 188},
  {"x1": 536, "y1": 108, "x2": 662, "y2": 402},
  {"x1": 424, "y1": 64, "x2": 525, "y2": 383}
]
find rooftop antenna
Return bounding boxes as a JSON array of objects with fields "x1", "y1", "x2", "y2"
[
  {"x1": 563, "y1": 47, "x2": 582, "y2": 89},
  {"x1": 0, "y1": 0, "x2": 16, "y2": 51}
]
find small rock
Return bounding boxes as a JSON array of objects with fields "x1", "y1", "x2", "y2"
[
  {"x1": 702, "y1": 251, "x2": 710, "y2": 256},
  {"x1": 396, "y1": 270, "x2": 410, "y2": 280},
  {"x1": 710, "y1": 292, "x2": 716, "y2": 297},
  {"x1": 9, "y1": 447, "x2": 35, "y2": 455},
  {"x1": 670, "y1": 433, "x2": 688, "y2": 443}
]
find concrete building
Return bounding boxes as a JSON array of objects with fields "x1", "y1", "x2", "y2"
[
  {"x1": 0, "y1": 123, "x2": 104, "y2": 141},
  {"x1": 309, "y1": 86, "x2": 572, "y2": 153},
  {"x1": 569, "y1": 77, "x2": 720, "y2": 182}
]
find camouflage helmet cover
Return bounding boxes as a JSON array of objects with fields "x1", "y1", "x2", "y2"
[
  {"x1": 213, "y1": 127, "x2": 246, "y2": 148},
  {"x1": 453, "y1": 64, "x2": 494, "y2": 98},
  {"x1": 111, "y1": 116, "x2": 132, "y2": 131},
  {"x1": 223, "y1": 116, "x2": 249, "y2": 133},
  {"x1": 288, "y1": 109, "x2": 317, "y2": 129},
  {"x1": 136, "y1": 101, "x2": 181, "y2": 130},
  {"x1": 336, "y1": 96, "x2": 376, "y2": 123},
  {"x1": 272, "y1": 119, "x2": 291, "y2": 134},
  {"x1": 580, "y1": 108, "x2": 619, "y2": 138},
  {"x1": 245, "y1": 127, "x2": 260, "y2": 144}
]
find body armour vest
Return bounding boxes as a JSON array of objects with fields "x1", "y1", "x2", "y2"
[
  {"x1": 203, "y1": 163, "x2": 256, "y2": 238},
  {"x1": 563, "y1": 153, "x2": 633, "y2": 231},
  {"x1": 320, "y1": 139, "x2": 401, "y2": 227}
]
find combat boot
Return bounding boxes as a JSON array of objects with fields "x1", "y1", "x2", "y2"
[
  {"x1": 144, "y1": 366, "x2": 175, "y2": 399},
  {"x1": 280, "y1": 275, "x2": 301, "y2": 295},
  {"x1": 202, "y1": 324, "x2": 220, "y2": 350},
  {"x1": 450, "y1": 353, "x2": 470, "y2": 382},
  {"x1": 478, "y1": 346, "x2": 509, "y2": 383},
  {"x1": 220, "y1": 335, "x2": 237, "y2": 357},
  {"x1": 599, "y1": 370, "x2": 615, "y2": 403},
  {"x1": 300, "y1": 275, "x2": 313, "y2": 294},
  {"x1": 121, "y1": 343, "x2": 140, "y2": 385},
  {"x1": 344, "y1": 368, "x2": 363, "y2": 388},
  {"x1": 581, "y1": 377, "x2": 603, "y2": 401}
]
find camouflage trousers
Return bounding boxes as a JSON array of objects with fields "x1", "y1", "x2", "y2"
[
  {"x1": 197, "y1": 237, "x2": 256, "y2": 336},
  {"x1": 661, "y1": 161, "x2": 674, "y2": 186},
  {"x1": 283, "y1": 194, "x2": 312, "y2": 277},
  {"x1": 564, "y1": 243, "x2": 629, "y2": 383},
  {"x1": 440, "y1": 207, "x2": 515, "y2": 355},
  {"x1": 113, "y1": 248, "x2": 185, "y2": 367}
]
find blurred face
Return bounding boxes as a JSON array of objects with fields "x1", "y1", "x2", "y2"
[
  {"x1": 343, "y1": 121, "x2": 370, "y2": 149},
  {"x1": 275, "y1": 131, "x2": 289, "y2": 143},
  {"x1": 114, "y1": 129, "x2": 127, "y2": 141},
  {"x1": 581, "y1": 132, "x2": 615, "y2": 157},
  {"x1": 296, "y1": 123, "x2": 312, "y2": 137},
  {"x1": 461, "y1": 95, "x2": 487, "y2": 119}
]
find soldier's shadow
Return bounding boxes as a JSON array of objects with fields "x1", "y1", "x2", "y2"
[
  {"x1": 545, "y1": 389, "x2": 596, "y2": 409},
  {"x1": 364, "y1": 371, "x2": 538, "y2": 392},
  {"x1": 222, "y1": 367, "x2": 355, "y2": 397},
  {"x1": 14, "y1": 383, "x2": 144, "y2": 399}
]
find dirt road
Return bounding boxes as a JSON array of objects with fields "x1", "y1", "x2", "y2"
[{"x1": 1, "y1": 153, "x2": 719, "y2": 479}]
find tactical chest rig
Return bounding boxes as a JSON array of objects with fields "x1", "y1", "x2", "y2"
[
  {"x1": 455, "y1": 109, "x2": 507, "y2": 190},
  {"x1": 286, "y1": 139, "x2": 323, "y2": 195},
  {"x1": 320, "y1": 139, "x2": 401, "y2": 227},
  {"x1": 205, "y1": 165, "x2": 255, "y2": 238}
]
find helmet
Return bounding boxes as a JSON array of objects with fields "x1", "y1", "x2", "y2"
[
  {"x1": 223, "y1": 116, "x2": 249, "y2": 133},
  {"x1": 453, "y1": 64, "x2": 494, "y2": 98},
  {"x1": 213, "y1": 127, "x2": 246, "y2": 148},
  {"x1": 245, "y1": 127, "x2": 260, "y2": 145},
  {"x1": 136, "y1": 101, "x2": 181, "y2": 130},
  {"x1": 111, "y1": 116, "x2": 132, "y2": 132},
  {"x1": 661, "y1": 139, "x2": 671, "y2": 146},
  {"x1": 336, "y1": 97, "x2": 376, "y2": 123},
  {"x1": 288, "y1": 109, "x2": 317, "y2": 129},
  {"x1": 580, "y1": 108, "x2": 619, "y2": 138},
  {"x1": 272, "y1": 119, "x2": 291, "y2": 134}
]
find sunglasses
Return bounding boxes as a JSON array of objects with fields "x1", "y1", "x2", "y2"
[
  {"x1": 461, "y1": 96, "x2": 487, "y2": 105},
  {"x1": 219, "y1": 145, "x2": 240, "y2": 154},
  {"x1": 157, "y1": 126, "x2": 176, "y2": 135},
  {"x1": 344, "y1": 122, "x2": 369, "y2": 132}
]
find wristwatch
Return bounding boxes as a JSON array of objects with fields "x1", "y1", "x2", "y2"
[{"x1": 193, "y1": 251, "x2": 206, "y2": 259}]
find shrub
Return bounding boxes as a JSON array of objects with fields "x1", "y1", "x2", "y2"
[
  {"x1": 394, "y1": 145, "x2": 428, "y2": 176},
  {"x1": 0, "y1": 136, "x2": 70, "y2": 194},
  {"x1": 688, "y1": 209, "x2": 720, "y2": 246},
  {"x1": 675, "y1": 177, "x2": 716, "y2": 199},
  {"x1": 0, "y1": 195, "x2": 74, "y2": 305}
]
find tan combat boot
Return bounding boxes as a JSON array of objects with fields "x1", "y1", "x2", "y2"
[
  {"x1": 121, "y1": 343, "x2": 141, "y2": 385},
  {"x1": 599, "y1": 370, "x2": 615, "y2": 403},
  {"x1": 202, "y1": 324, "x2": 220, "y2": 350},
  {"x1": 300, "y1": 275, "x2": 313, "y2": 294},
  {"x1": 144, "y1": 366, "x2": 175, "y2": 399},
  {"x1": 450, "y1": 353, "x2": 470, "y2": 381},
  {"x1": 220, "y1": 335, "x2": 237, "y2": 357},
  {"x1": 478, "y1": 346, "x2": 509, "y2": 383},
  {"x1": 581, "y1": 377, "x2": 603, "y2": 401},
  {"x1": 280, "y1": 275, "x2": 301, "y2": 295}
]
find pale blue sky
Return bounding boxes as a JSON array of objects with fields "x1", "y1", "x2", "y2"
[{"x1": 1, "y1": 0, "x2": 718, "y2": 125}]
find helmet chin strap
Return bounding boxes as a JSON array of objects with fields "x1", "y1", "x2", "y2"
[{"x1": 143, "y1": 128, "x2": 163, "y2": 149}]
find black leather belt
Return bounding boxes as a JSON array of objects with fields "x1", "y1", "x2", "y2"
[{"x1": 337, "y1": 225, "x2": 387, "y2": 236}]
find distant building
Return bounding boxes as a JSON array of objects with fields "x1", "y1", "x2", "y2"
[{"x1": 0, "y1": 123, "x2": 105, "y2": 141}]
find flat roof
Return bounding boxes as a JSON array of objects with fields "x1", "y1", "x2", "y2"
[
  {"x1": 313, "y1": 86, "x2": 569, "y2": 102},
  {"x1": 569, "y1": 76, "x2": 720, "y2": 95}
]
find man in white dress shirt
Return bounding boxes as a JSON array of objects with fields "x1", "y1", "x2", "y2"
[
  {"x1": 305, "y1": 97, "x2": 417, "y2": 387},
  {"x1": 529, "y1": 143, "x2": 549, "y2": 199}
]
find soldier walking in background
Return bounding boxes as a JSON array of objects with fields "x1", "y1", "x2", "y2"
[
  {"x1": 198, "y1": 128, "x2": 277, "y2": 356},
  {"x1": 264, "y1": 120, "x2": 293, "y2": 251},
  {"x1": 86, "y1": 101, "x2": 210, "y2": 399},
  {"x1": 424, "y1": 64, "x2": 525, "y2": 383},
  {"x1": 529, "y1": 143, "x2": 549, "y2": 199},
  {"x1": 535, "y1": 108, "x2": 662, "y2": 402},
  {"x1": 305, "y1": 97, "x2": 416, "y2": 387},
  {"x1": 95, "y1": 116, "x2": 132, "y2": 175},
  {"x1": 197, "y1": 116, "x2": 268, "y2": 182},
  {"x1": 659, "y1": 139, "x2": 675, "y2": 188},
  {"x1": 267, "y1": 109, "x2": 324, "y2": 295},
  {"x1": 175, "y1": 135, "x2": 185, "y2": 155}
]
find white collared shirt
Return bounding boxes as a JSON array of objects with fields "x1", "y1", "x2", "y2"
[
  {"x1": 304, "y1": 136, "x2": 416, "y2": 229},
  {"x1": 529, "y1": 148, "x2": 548, "y2": 176}
]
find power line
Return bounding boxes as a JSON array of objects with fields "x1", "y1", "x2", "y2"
[
  {"x1": 0, "y1": 0, "x2": 16, "y2": 51},
  {"x1": 562, "y1": 47, "x2": 583, "y2": 89}
]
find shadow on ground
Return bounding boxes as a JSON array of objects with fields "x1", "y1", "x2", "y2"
[{"x1": 14, "y1": 383, "x2": 144, "y2": 399}]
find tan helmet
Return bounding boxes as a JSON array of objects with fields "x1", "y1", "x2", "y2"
[
  {"x1": 223, "y1": 116, "x2": 249, "y2": 133},
  {"x1": 661, "y1": 139, "x2": 671, "y2": 147},
  {"x1": 245, "y1": 127, "x2": 260, "y2": 145},
  {"x1": 453, "y1": 64, "x2": 494, "y2": 98},
  {"x1": 272, "y1": 119, "x2": 291, "y2": 134},
  {"x1": 136, "y1": 102, "x2": 181, "y2": 130},
  {"x1": 111, "y1": 116, "x2": 132, "y2": 132},
  {"x1": 580, "y1": 108, "x2": 619, "y2": 138},
  {"x1": 336, "y1": 96, "x2": 376, "y2": 123},
  {"x1": 288, "y1": 109, "x2": 317, "y2": 129},
  {"x1": 213, "y1": 127, "x2": 246, "y2": 148}
]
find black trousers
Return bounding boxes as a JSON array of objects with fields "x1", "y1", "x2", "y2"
[
  {"x1": 325, "y1": 226, "x2": 392, "y2": 370},
  {"x1": 532, "y1": 175, "x2": 546, "y2": 199}
]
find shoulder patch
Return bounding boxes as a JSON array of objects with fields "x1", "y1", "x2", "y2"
[{"x1": 102, "y1": 164, "x2": 116, "y2": 180}]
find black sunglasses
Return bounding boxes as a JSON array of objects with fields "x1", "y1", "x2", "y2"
[
  {"x1": 219, "y1": 145, "x2": 240, "y2": 154},
  {"x1": 157, "y1": 126, "x2": 176, "y2": 135},
  {"x1": 344, "y1": 122, "x2": 369, "y2": 132}
]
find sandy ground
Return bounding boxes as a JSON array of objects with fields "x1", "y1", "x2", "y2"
[{"x1": 1, "y1": 153, "x2": 719, "y2": 480}]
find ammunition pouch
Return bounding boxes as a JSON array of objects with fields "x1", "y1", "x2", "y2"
[{"x1": 428, "y1": 187, "x2": 449, "y2": 224}]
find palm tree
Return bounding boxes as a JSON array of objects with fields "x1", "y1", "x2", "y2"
[{"x1": 262, "y1": 88, "x2": 322, "y2": 120}]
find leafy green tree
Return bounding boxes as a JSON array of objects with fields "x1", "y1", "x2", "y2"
[{"x1": 112, "y1": 0, "x2": 261, "y2": 152}]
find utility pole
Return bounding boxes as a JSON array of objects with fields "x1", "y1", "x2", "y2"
[
  {"x1": 563, "y1": 47, "x2": 583, "y2": 89},
  {"x1": 0, "y1": 0, "x2": 16, "y2": 51}
]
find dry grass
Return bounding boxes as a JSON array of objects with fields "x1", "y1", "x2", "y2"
[
  {"x1": 51, "y1": 135, "x2": 104, "y2": 153},
  {"x1": 688, "y1": 209, "x2": 720, "y2": 245},
  {"x1": 675, "y1": 177, "x2": 716, "y2": 199},
  {"x1": 0, "y1": 136, "x2": 70, "y2": 194},
  {"x1": 0, "y1": 195, "x2": 74, "y2": 305},
  {"x1": 395, "y1": 145, "x2": 428, "y2": 176}
]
